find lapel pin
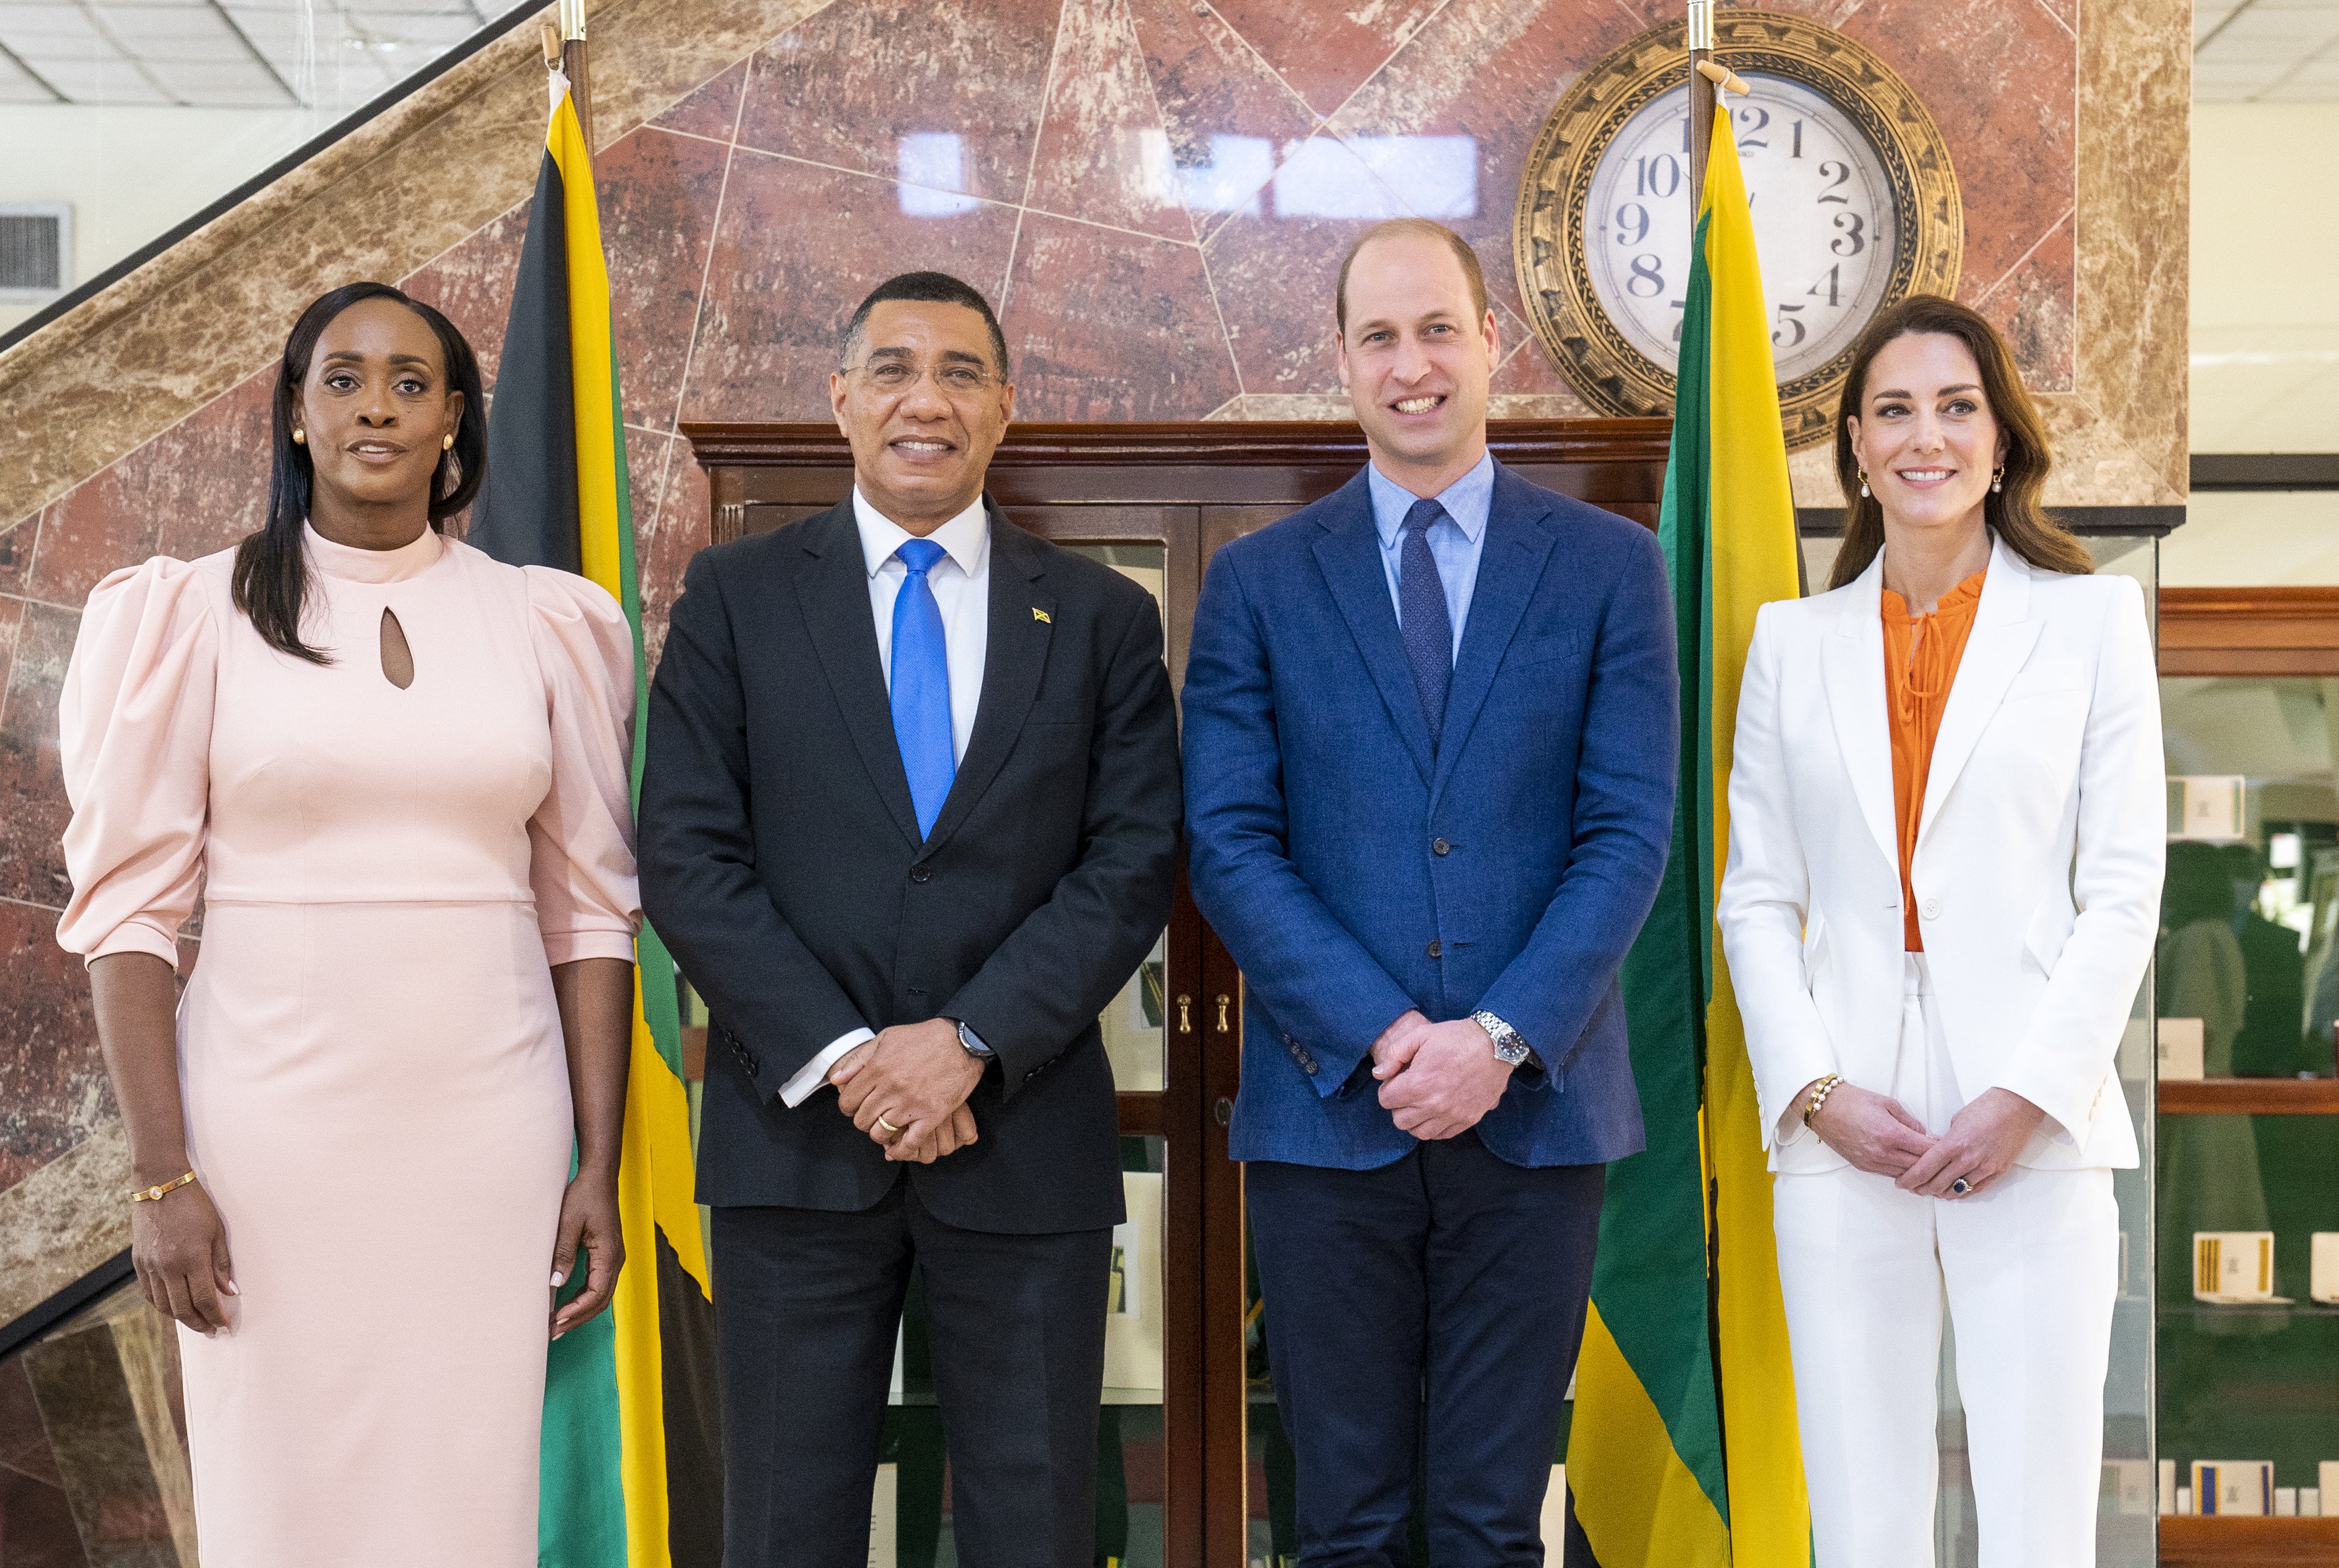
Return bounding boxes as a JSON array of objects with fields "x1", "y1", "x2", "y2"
[{"x1": 1033, "y1": 607, "x2": 1051, "y2": 623}]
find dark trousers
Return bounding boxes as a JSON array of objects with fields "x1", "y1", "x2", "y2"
[
  {"x1": 1247, "y1": 1133, "x2": 1605, "y2": 1568},
  {"x1": 712, "y1": 1187, "x2": 1111, "y2": 1568}
]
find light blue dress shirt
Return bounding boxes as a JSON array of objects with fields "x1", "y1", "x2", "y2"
[{"x1": 1366, "y1": 452, "x2": 1494, "y2": 664}]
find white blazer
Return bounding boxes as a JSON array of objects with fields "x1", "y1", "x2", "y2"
[{"x1": 1718, "y1": 535, "x2": 2163, "y2": 1172}]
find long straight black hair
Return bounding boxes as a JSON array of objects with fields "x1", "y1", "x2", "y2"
[{"x1": 232, "y1": 282, "x2": 487, "y2": 661}]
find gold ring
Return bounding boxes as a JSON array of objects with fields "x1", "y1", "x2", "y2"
[{"x1": 876, "y1": 1115, "x2": 901, "y2": 1134}]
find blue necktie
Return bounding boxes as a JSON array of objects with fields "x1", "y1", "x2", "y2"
[
  {"x1": 1398, "y1": 497, "x2": 1453, "y2": 747},
  {"x1": 890, "y1": 538, "x2": 954, "y2": 839}
]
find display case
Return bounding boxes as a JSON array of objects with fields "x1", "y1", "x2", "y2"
[{"x1": 2155, "y1": 586, "x2": 2339, "y2": 1565}]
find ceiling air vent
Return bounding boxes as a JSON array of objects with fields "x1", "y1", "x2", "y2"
[{"x1": 0, "y1": 203, "x2": 72, "y2": 305}]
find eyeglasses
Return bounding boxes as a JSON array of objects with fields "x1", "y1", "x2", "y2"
[{"x1": 840, "y1": 360, "x2": 1003, "y2": 396}]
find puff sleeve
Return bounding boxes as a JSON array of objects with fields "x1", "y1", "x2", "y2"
[
  {"x1": 57, "y1": 557, "x2": 219, "y2": 967},
  {"x1": 522, "y1": 566, "x2": 642, "y2": 966}
]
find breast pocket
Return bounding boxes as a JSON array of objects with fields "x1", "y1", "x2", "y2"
[
  {"x1": 2005, "y1": 656, "x2": 2087, "y2": 702},
  {"x1": 1507, "y1": 631, "x2": 1586, "y2": 672}
]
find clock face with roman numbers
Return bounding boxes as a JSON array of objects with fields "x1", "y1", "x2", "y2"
[
  {"x1": 1585, "y1": 74, "x2": 1894, "y2": 384},
  {"x1": 1512, "y1": 12, "x2": 1962, "y2": 450}
]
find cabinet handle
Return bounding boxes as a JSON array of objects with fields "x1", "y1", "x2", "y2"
[
  {"x1": 1215, "y1": 994, "x2": 1231, "y2": 1032},
  {"x1": 1214, "y1": 1096, "x2": 1233, "y2": 1128},
  {"x1": 1177, "y1": 995, "x2": 1192, "y2": 1034}
]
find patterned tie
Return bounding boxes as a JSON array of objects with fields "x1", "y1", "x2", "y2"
[
  {"x1": 1398, "y1": 497, "x2": 1453, "y2": 747},
  {"x1": 890, "y1": 538, "x2": 955, "y2": 839}
]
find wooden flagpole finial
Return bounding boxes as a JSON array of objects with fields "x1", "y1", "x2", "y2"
[
  {"x1": 1696, "y1": 59, "x2": 1751, "y2": 95},
  {"x1": 540, "y1": 20, "x2": 560, "y2": 71}
]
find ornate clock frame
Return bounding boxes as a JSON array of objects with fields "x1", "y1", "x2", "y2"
[{"x1": 1514, "y1": 11, "x2": 1963, "y2": 450}]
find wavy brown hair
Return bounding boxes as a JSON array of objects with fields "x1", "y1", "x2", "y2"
[{"x1": 1827, "y1": 294, "x2": 2091, "y2": 590}]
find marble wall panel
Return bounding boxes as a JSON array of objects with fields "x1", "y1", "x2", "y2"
[
  {"x1": 0, "y1": 899, "x2": 109, "y2": 1195},
  {"x1": 1002, "y1": 214, "x2": 1239, "y2": 421},
  {"x1": 0, "y1": 606, "x2": 81, "y2": 915},
  {"x1": 0, "y1": 1124, "x2": 132, "y2": 1329},
  {"x1": 1023, "y1": 0, "x2": 1191, "y2": 243},
  {"x1": 1201, "y1": 0, "x2": 1441, "y2": 119},
  {"x1": 653, "y1": 62, "x2": 750, "y2": 144}
]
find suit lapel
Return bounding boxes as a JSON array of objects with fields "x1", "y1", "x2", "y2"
[
  {"x1": 1312, "y1": 473, "x2": 1434, "y2": 786},
  {"x1": 793, "y1": 501, "x2": 922, "y2": 851},
  {"x1": 1916, "y1": 536, "x2": 2040, "y2": 849},
  {"x1": 919, "y1": 502, "x2": 1054, "y2": 854},
  {"x1": 1428, "y1": 466, "x2": 1556, "y2": 811},
  {"x1": 1821, "y1": 552, "x2": 1900, "y2": 873}
]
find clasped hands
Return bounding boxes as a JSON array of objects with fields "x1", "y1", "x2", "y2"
[
  {"x1": 1369, "y1": 1009, "x2": 1516, "y2": 1141},
  {"x1": 1798, "y1": 1078, "x2": 2046, "y2": 1198},
  {"x1": 831, "y1": 1018, "x2": 983, "y2": 1163}
]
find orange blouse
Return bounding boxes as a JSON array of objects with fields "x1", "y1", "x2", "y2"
[{"x1": 1881, "y1": 570, "x2": 1986, "y2": 951}]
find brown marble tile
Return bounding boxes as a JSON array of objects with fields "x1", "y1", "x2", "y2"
[
  {"x1": 2075, "y1": 0, "x2": 2189, "y2": 498},
  {"x1": 2033, "y1": 0, "x2": 2078, "y2": 40},
  {"x1": 1206, "y1": 0, "x2": 1444, "y2": 120},
  {"x1": 1969, "y1": 211, "x2": 2076, "y2": 394},
  {"x1": 0, "y1": 1464, "x2": 90, "y2": 1568},
  {"x1": 733, "y1": 0, "x2": 1062, "y2": 208},
  {"x1": 650, "y1": 59, "x2": 749, "y2": 144},
  {"x1": 1321, "y1": 0, "x2": 1640, "y2": 332},
  {"x1": 1201, "y1": 186, "x2": 1369, "y2": 394},
  {"x1": 0, "y1": 898, "x2": 111, "y2": 1194},
  {"x1": 0, "y1": 604, "x2": 79, "y2": 915},
  {"x1": 677, "y1": 152, "x2": 1023, "y2": 424},
  {"x1": 29, "y1": 370, "x2": 275, "y2": 611},
  {"x1": 2037, "y1": 393, "x2": 2181, "y2": 507},
  {"x1": 0, "y1": 512, "x2": 39, "y2": 599},
  {"x1": 0, "y1": 596, "x2": 23, "y2": 716},
  {"x1": 1490, "y1": 330, "x2": 1594, "y2": 411},
  {"x1": 1124, "y1": 0, "x2": 1320, "y2": 245},
  {"x1": 999, "y1": 214, "x2": 1239, "y2": 421},
  {"x1": 1024, "y1": 0, "x2": 1193, "y2": 243},
  {"x1": 0, "y1": 1122, "x2": 131, "y2": 1328},
  {"x1": 637, "y1": 432, "x2": 712, "y2": 674},
  {"x1": 22, "y1": 1308, "x2": 179, "y2": 1563},
  {"x1": 599, "y1": 128, "x2": 735, "y2": 434},
  {"x1": 0, "y1": 1354, "x2": 64, "y2": 1485}
]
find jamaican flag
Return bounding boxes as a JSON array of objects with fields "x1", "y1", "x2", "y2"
[
  {"x1": 470, "y1": 71, "x2": 721, "y2": 1568},
  {"x1": 1564, "y1": 104, "x2": 1808, "y2": 1566}
]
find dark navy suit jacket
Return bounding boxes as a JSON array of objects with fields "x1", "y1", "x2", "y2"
[{"x1": 1183, "y1": 461, "x2": 1678, "y2": 1169}]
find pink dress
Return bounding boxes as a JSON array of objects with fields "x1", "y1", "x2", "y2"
[{"x1": 56, "y1": 524, "x2": 640, "y2": 1567}]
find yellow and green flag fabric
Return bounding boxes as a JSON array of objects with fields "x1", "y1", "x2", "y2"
[
  {"x1": 470, "y1": 74, "x2": 721, "y2": 1568},
  {"x1": 1565, "y1": 104, "x2": 1809, "y2": 1568}
]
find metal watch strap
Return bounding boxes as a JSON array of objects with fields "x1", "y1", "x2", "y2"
[{"x1": 1471, "y1": 1009, "x2": 1533, "y2": 1067}]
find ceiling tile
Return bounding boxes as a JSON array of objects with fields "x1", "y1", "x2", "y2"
[{"x1": 0, "y1": 5, "x2": 110, "y2": 46}]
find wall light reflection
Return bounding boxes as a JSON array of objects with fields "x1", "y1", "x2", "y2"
[{"x1": 898, "y1": 133, "x2": 981, "y2": 217}]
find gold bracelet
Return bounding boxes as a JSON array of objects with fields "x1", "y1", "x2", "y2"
[
  {"x1": 1801, "y1": 1074, "x2": 1845, "y2": 1133},
  {"x1": 128, "y1": 1170, "x2": 197, "y2": 1204}
]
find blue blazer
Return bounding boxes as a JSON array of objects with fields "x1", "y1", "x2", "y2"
[{"x1": 1183, "y1": 461, "x2": 1679, "y2": 1169}]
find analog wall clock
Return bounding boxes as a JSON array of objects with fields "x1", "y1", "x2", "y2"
[{"x1": 1515, "y1": 12, "x2": 1961, "y2": 450}]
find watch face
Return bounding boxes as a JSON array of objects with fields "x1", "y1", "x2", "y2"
[{"x1": 1582, "y1": 73, "x2": 1898, "y2": 383}]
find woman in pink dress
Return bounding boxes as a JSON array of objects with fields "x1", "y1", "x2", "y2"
[{"x1": 57, "y1": 281, "x2": 638, "y2": 1566}]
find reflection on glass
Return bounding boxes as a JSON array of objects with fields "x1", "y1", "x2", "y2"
[
  {"x1": 0, "y1": 1276, "x2": 196, "y2": 1566},
  {"x1": 897, "y1": 133, "x2": 983, "y2": 218},
  {"x1": 1271, "y1": 134, "x2": 1478, "y2": 221},
  {"x1": 2157, "y1": 673, "x2": 2339, "y2": 1514},
  {"x1": 880, "y1": 1136, "x2": 1166, "y2": 1566}
]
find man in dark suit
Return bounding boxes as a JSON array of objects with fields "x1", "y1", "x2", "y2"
[
  {"x1": 639, "y1": 271, "x2": 1182, "y2": 1567},
  {"x1": 1182, "y1": 219, "x2": 1678, "y2": 1564}
]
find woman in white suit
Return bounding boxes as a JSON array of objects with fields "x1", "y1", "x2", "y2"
[{"x1": 1718, "y1": 294, "x2": 2163, "y2": 1565}]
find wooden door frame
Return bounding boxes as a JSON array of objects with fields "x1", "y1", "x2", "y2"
[{"x1": 679, "y1": 419, "x2": 1671, "y2": 1566}]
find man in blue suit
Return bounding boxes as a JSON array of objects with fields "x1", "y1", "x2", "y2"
[{"x1": 1183, "y1": 218, "x2": 1678, "y2": 1564}]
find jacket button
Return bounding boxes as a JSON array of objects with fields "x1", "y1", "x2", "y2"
[
  {"x1": 1921, "y1": 898, "x2": 1941, "y2": 920},
  {"x1": 1432, "y1": 838, "x2": 1451, "y2": 856},
  {"x1": 1428, "y1": 939, "x2": 1442, "y2": 959},
  {"x1": 910, "y1": 863, "x2": 933, "y2": 884}
]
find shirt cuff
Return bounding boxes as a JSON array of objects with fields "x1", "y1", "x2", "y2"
[{"x1": 780, "y1": 1027, "x2": 876, "y2": 1108}]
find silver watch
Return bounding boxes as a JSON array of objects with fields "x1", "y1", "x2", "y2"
[
  {"x1": 1472, "y1": 1010, "x2": 1533, "y2": 1067},
  {"x1": 953, "y1": 1018, "x2": 996, "y2": 1062}
]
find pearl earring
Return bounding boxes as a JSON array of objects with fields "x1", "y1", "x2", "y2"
[
  {"x1": 442, "y1": 433, "x2": 455, "y2": 451},
  {"x1": 1858, "y1": 469, "x2": 1870, "y2": 498},
  {"x1": 292, "y1": 428, "x2": 306, "y2": 445},
  {"x1": 1991, "y1": 465, "x2": 2005, "y2": 493}
]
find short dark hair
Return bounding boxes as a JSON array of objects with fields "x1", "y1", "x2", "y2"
[
  {"x1": 1335, "y1": 218, "x2": 1489, "y2": 336},
  {"x1": 841, "y1": 271, "x2": 1010, "y2": 378}
]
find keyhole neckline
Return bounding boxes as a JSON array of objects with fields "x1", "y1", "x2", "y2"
[{"x1": 379, "y1": 607, "x2": 416, "y2": 690}]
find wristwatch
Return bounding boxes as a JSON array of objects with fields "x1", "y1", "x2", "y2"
[
  {"x1": 951, "y1": 1018, "x2": 996, "y2": 1063},
  {"x1": 1472, "y1": 1011, "x2": 1536, "y2": 1069}
]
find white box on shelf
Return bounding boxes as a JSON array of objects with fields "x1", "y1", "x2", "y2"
[
  {"x1": 2194, "y1": 1232, "x2": 2293, "y2": 1304},
  {"x1": 2159, "y1": 1459, "x2": 2178, "y2": 1515},
  {"x1": 2276, "y1": 1487, "x2": 2298, "y2": 1516},
  {"x1": 2177, "y1": 1487, "x2": 2193, "y2": 1515},
  {"x1": 2157, "y1": 1018, "x2": 2206, "y2": 1081},
  {"x1": 2193, "y1": 1461, "x2": 2274, "y2": 1517},
  {"x1": 2323, "y1": 1462, "x2": 2339, "y2": 1509},
  {"x1": 2170, "y1": 775, "x2": 2247, "y2": 841},
  {"x1": 2312, "y1": 1232, "x2": 2339, "y2": 1304},
  {"x1": 2303, "y1": 1486, "x2": 2322, "y2": 1516}
]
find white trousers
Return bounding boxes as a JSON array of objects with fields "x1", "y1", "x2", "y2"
[{"x1": 1772, "y1": 955, "x2": 2120, "y2": 1568}]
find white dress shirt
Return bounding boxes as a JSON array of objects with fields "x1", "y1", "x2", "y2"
[{"x1": 779, "y1": 489, "x2": 992, "y2": 1107}]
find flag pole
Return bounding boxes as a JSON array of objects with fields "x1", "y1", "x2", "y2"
[
  {"x1": 1688, "y1": 1, "x2": 1716, "y2": 214},
  {"x1": 557, "y1": 0, "x2": 594, "y2": 149}
]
